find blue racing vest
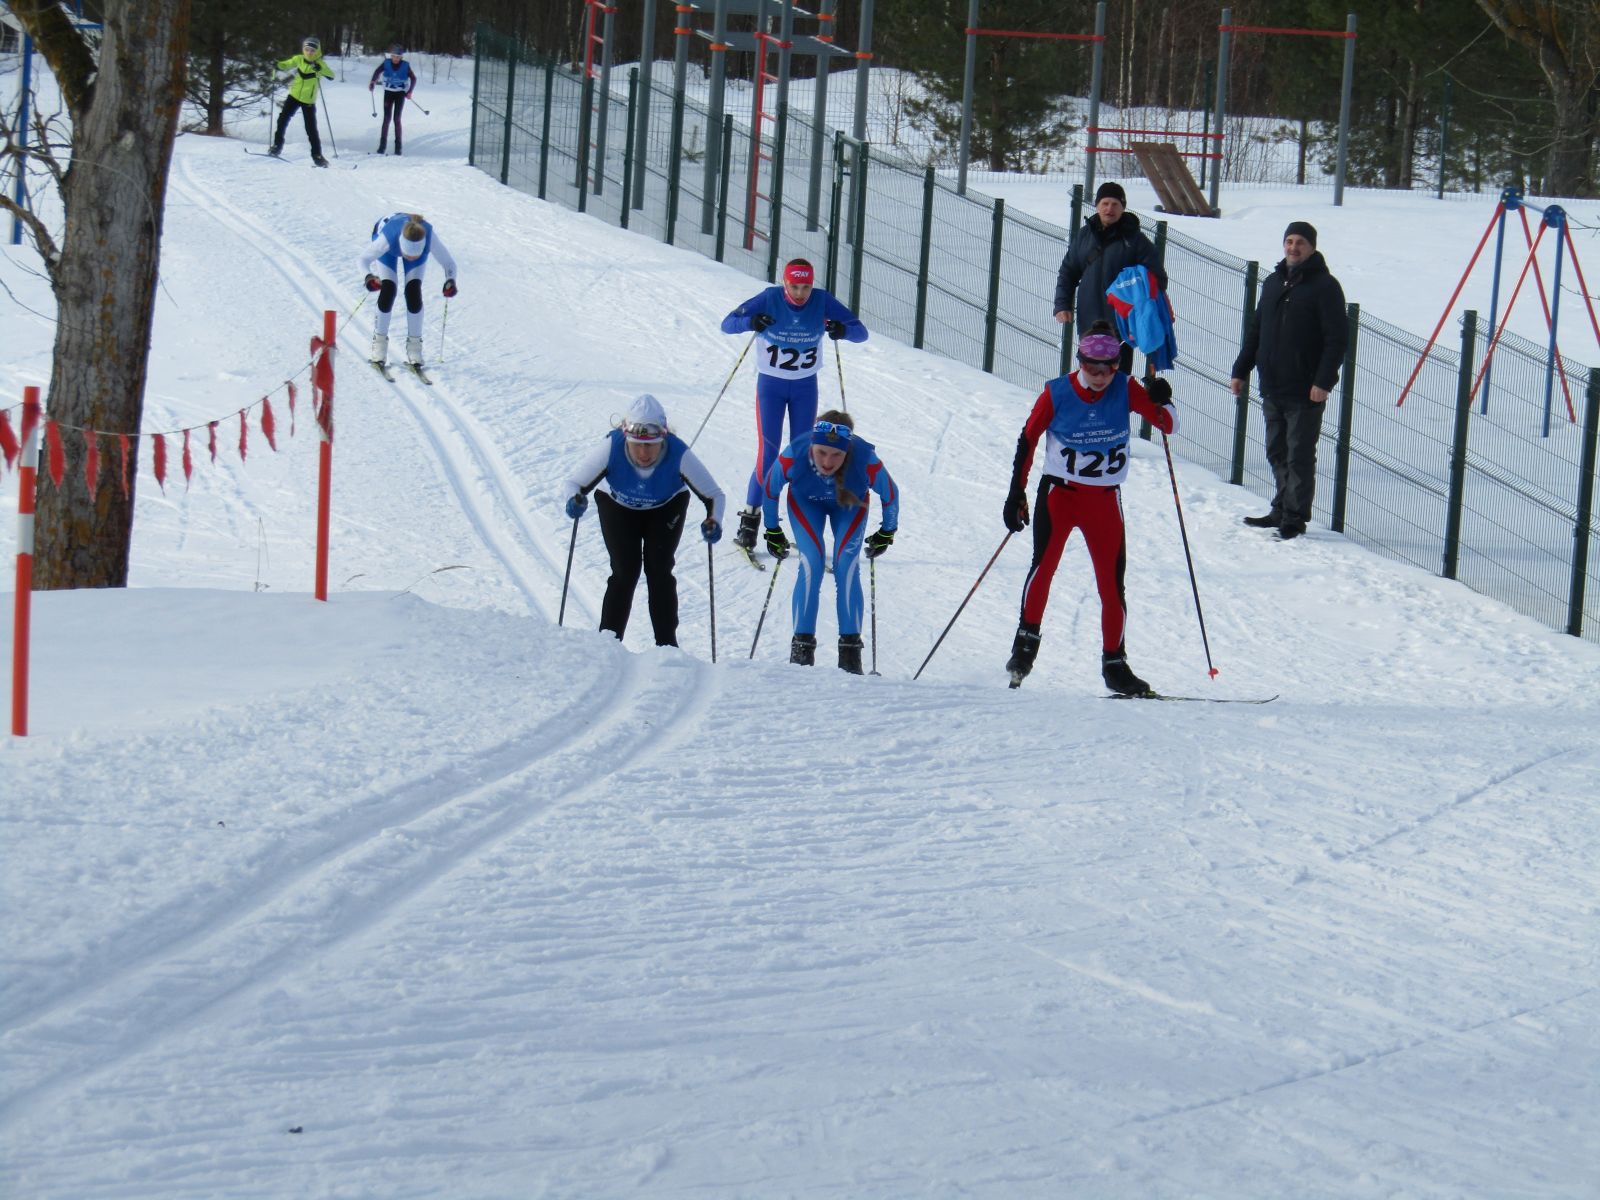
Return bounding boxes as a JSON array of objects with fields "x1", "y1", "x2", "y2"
[{"x1": 604, "y1": 429, "x2": 689, "y2": 509}]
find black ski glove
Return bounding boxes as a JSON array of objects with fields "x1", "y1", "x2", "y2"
[
  {"x1": 1147, "y1": 377, "x2": 1173, "y2": 405},
  {"x1": 824, "y1": 318, "x2": 847, "y2": 340},
  {"x1": 764, "y1": 527, "x2": 791, "y2": 560},
  {"x1": 751, "y1": 312, "x2": 775, "y2": 332},
  {"x1": 442, "y1": 278, "x2": 458, "y2": 298},
  {"x1": 864, "y1": 528, "x2": 895, "y2": 559},
  {"x1": 364, "y1": 274, "x2": 382, "y2": 292},
  {"x1": 1003, "y1": 487, "x2": 1030, "y2": 533}
]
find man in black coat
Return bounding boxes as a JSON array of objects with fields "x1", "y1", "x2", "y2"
[
  {"x1": 1053, "y1": 181, "x2": 1167, "y2": 373},
  {"x1": 1230, "y1": 221, "x2": 1348, "y2": 540}
]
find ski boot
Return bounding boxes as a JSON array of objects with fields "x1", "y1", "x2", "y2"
[
  {"x1": 312, "y1": 154, "x2": 329, "y2": 168},
  {"x1": 267, "y1": 143, "x2": 283, "y2": 158},
  {"x1": 1101, "y1": 649, "x2": 1151, "y2": 697},
  {"x1": 789, "y1": 634, "x2": 817, "y2": 666},
  {"x1": 733, "y1": 505, "x2": 760, "y2": 552},
  {"x1": 370, "y1": 333, "x2": 388, "y2": 366},
  {"x1": 405, "y1": 336, "x2": 425, "y2": 367},
  {"x1": 1005, "y1": 621, "x2": 1041, "y2": 688},
  {"x1": 838, "y1": 635, "x2": 864, "y2": 675}
]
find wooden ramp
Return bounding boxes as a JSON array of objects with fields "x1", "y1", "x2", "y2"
[{"x1": 1129, "y1": 141, "x2": 1215, "y2": 218}]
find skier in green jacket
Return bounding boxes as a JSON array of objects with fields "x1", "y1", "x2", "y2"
[{"x1": 271, "y1": 36, "x2": 335, "y2": 166}]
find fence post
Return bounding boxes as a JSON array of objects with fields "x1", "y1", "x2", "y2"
[
  {"x1": 313, "y1": 310, "x2": 336, "y2": 602},
  {"x1": 1568, "y1": 368, "x2": 1600, "y2": 637},
  {"x1": 619, "y1": 68, "x2": 637, "y2": 228},
  {"x1": 665, "y1": 86, "x2": 685, "y2": 246},
  {"x1": 1442, "y1": 310, "x2": 1477, "y2": 581},
  {"x1": 1331, "y1": 302, "x2": 1360, "y2": 533},
  {"x1": 914, "y1": 167, "x2": 935, "y2": 350},
  {"x1": 825, "y1": 134, "x2": 843, "y2": 295},
  {"x1": 467, "y1": 24, "x2": 483, "y2": 167},
  {"x1": 10, "y1": 386, "x2": 41, "y2": 737},
  {"x1": 498, "y1": 46, "x2": 517, "y2": 186},
  {"x1": 1230, "y1": 260, "x2": 1259, "y2": 485},
  {"x1": 848, "y1": 142, "x2": 870, "y2": 314},
  {"x1": 576, "y1": 72, "x2": 594, "y2": 213},
  {"x1": 765, "y1": 102, "x2": 789, "y2": 284},
  {"x1": 715, "y1": 114, "x2": 733, "y2": 263},
  {"x1": 983, "y1": 198, "x2": 1004, "y2": 374},
  {"x1": 538, "y1": 61, "x2": 555, "y2": 199},
  {"x1": 1060, "y1": 183, "x2": 1085, "y2": 376}
]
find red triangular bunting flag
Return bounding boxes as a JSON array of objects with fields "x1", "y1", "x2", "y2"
[
  {"x1": 286, "y1": 382, "x2": 297, "y2": 436},
  {"x1": 208, "y1": 421, "x2": 218, "y2": 463},
  {"x1": 152, "y1": 432, "x2": 167, "y2": 491},
  {"x1": 182, "y1": 429, "x2": 193, "y2": 487},
  {"x1": 45, "y1": 420, "x2": 65, "y2": 487},
  {"x1": 238, "y1": 410, "x2": 248, "y2": 462},
  {"x1": 118, "y1": 433, "x2": 131, "y2": 497},
  {"x1": 83, "y1": 429, "x2": 100, "y2": 501},
  {"x1": 0, "y1": 409, "x2": 18, "y2": 470},
  {"x1": 261, "y1": 397, "x2": 277, "y2": 451}
]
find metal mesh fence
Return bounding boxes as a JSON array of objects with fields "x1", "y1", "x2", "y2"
[{"x1": 472, "y1": 27, "x2": 1600, "y2": 645}]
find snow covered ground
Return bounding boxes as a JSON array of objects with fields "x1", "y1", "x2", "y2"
[{"x1": 2, "y1": 57, "x2": 1598, "y2": 1199}]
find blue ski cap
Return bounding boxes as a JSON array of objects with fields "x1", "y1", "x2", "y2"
[
  {"x1": 622, "y1": 394, "x2": 667, "y2": 442},
  {"x1": 388, "y1": 44, "x2": 405, "y2": 56}
]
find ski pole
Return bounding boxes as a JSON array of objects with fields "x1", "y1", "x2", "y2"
[
  {"x1": 1161, "y1": 431, "x2": 1219, "y2": 678},
  {"x1": 689, "y1": 334, "x2": 756, "y2": 449},
  {"x1": 748, "y1": 557, "x2": 784, "y2": 659},
  {"x1": 868, "y1": 554, "x2": 880, "y2": 676},
  {"x1": 707, "y1": 540, "x2": 717, "y2": 663},
  {"x1": 370, "y1": 88, "x2": 377, "y2": 119},
  {"x1": 406, "y1": 95, "x2": 431, "y2": 116},
  {"x1": 316, "y1": 77, "x2": 339, "y2": 159},
  {"x1": 834, "y1": 337, "x2": 847, "y2": 414},
  {"x1": 438, "y1": 297, "x2": 450, "y2": 364},
  {"x1": 558, "y1": 514, "x2": 581, "y2": 626},
  {"x1": 912, "y1": 532, "x2": 1012, "y2": 681}
]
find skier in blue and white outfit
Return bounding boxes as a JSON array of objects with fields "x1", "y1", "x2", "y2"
[
  {"x1": 359, "y1": 211, "x2": 458, "y2": 370},
  {"x1": 721, "y1": 258, "x2": 868, "y2": 554},
  {"x1": 368, "y1": 45, "x2": 417, "y2": 156},
  {"x1": 761, "y1": 409, "x2": 898, "y2": 673},
  {"x1": 563, "y1": 394, "x2": 726, "y2": 648}
]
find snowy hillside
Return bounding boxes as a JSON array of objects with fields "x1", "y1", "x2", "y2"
[{"x1": 2, "y1": 58, "x2": 1598, "y2": 1200}]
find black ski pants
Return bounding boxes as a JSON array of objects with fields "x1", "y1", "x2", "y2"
[
  {"x1": 595, "y1": 490, "x2": 689, "y2": 646},
  {"x1": 1262, "y1": 395, "x2": 1327, "y2": 527},
  {"x1": 379, "y1": 92, "x2": 406, "y2": 152},
  {"x1": 274, "y1": 98, "x2": 323, "y2": 156}
]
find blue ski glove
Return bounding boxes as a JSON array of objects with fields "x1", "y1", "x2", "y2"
[
  {"x1": 701, "y1": 518, "x2": 722, "y2": 544},
  {"x1": 864, "y1": 527, "x2": 895, "y2": 559},
  {"x1": 764, "y1": 527, "x2": 791, "y2": 560},
  {"x1": 565, "y1": 493, "x2": 588, "y2": 520}
]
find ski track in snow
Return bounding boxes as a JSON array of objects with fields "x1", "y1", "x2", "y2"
[{"x1": 0, "y1": 648, "x2": 720, "y2": 1124}]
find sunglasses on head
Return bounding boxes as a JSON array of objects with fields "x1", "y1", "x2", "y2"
[
  {"x1": 623, "y1": 421, "x2": 665, "y2": 442},
  {"x1": 813, "y1": 420, "x2": 852, "y2": 443}
]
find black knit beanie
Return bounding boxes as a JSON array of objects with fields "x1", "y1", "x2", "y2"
[
  {"x1": 1095, "y1": 181, "x2": 1127, "y2": 205},
  {"x1": 1283, "y1": 220, "x2": 1318, "y2": 247}
]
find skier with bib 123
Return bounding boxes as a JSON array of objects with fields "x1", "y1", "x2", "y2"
[{"x1": 271, "y1": 36, "x2": 335, "y2": 166}]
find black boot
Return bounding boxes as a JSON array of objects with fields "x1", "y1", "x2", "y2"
[
  {"x1": 1005, "y1": 621, "x2": 1042, "y2": 688},
  {"x1": 734, "y1": 505, "x2": 760, "y2": 551},
  {"x1": 838, "y1": 634, "x2": 864, "y2": 675},
  {"x1": 1101, "y1": 649, "x2": 1151, "y2": 696},
  {"x1": 1243, "y1": 511, "x2": 1281, "y2": 528},
  {"x1": 789, "y1": 634, "x2": 817, "y2": 666}
]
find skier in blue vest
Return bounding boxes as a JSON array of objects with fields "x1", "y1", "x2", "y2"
[
  {"x1": 1002, "y1": 321, "x2": 1178, "y2": 695},
  {"x1": 760, "y1": 410, "x2": 898, "y2": 673},
  {"x1": 563, "y1": 395, "x2": 727, "y2": 648},
  {"x1": 721, "y1": 259, "x2": 868, "y2": 555},
  {"x1": 368, "y1": 45, "x2": 417, "y2": 155},
  {"x1": 359, "y1": 212, "x2": 458, "y2": 370}
]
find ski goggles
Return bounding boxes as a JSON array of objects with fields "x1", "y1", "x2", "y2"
[
  {"x1": 623, "y1": 421, "x2": 666, "y2": 443},
  {"x1": 812, "y1": 420, "x2": 852, "y2": 445},
  {"x1": 1076, "y1": 353, "x2": 1119, "y2": 371}
]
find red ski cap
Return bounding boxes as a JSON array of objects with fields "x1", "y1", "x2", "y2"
[{"x1": 782, "y1": 261, "x2": 814, "y2": 287}]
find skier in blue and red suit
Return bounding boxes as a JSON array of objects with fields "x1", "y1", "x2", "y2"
[
  {"x1": 1001, "y1": 321, "x2": 1178, "y2": 696},
  {"x1": 721, "y1": 258, "x2": 868, "y2": 553},
  {"x1": 760, "y1": 410, "x2": 898, "y2": 674}
]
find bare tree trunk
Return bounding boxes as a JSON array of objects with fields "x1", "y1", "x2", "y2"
[
  {"x1": 11, "y1": 0, "x2": 192, "y2": 588},
  {"x1": 1398, "y1": 59, "x2": 1420, "y2": 190}
]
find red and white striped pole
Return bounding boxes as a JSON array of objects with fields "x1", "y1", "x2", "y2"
[
  {"x1": 12, "y1": 386, "x2": 42, "y2": 736},
  {"x1": 314, "y1": 309, "x2": 335, "y2": 601}
]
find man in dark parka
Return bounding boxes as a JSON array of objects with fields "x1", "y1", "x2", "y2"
[
  {"x1": 1053, "y1": 181, "x2": 1167, "y2": 373},
  {"x1": 1230, "y1": 221, "x2": 1348, "y2": 540}
]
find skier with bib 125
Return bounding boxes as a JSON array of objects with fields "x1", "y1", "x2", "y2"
[
  {"x1": 721, "y1": 259, "x2": 868, "y2": 561},
  {"x1": 360, "y1": 212, "x2": 458, "y2": 378},
  {"x1": 270, "y1": 36, "x2": 336, "y2": 166}
]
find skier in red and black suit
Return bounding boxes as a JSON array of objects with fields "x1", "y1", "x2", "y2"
[{"x1": 1002, "y1": 321, "x2": 1178, "y2": 695}]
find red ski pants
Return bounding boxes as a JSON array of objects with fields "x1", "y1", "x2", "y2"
[{"x1": 1019, "y1": 477, "x2": 1127, "y2": 653}]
